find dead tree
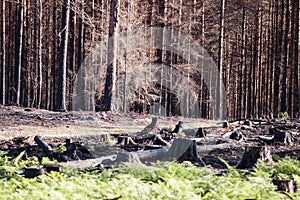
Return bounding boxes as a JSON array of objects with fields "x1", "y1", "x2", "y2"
[
  {"x1": 102, "y1": 0, "x2": 120, "y2": 111},
  {"x1": 57, "y1": 0, "x2": 70, "y2": 111}
]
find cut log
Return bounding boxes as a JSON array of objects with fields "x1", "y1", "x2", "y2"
[
  {"x1": 236, "y1": 146, "x2": 274, "y2": 169},
  {"x1": 62, "y1": 139, "x2": 202, "y2": 168},
  {"x1": 43, "y1": 164, "x2": 63, "y2": 173},
  {"x1": 273, "y1": 179, "x2": 295, "y2": 193},
  {"x1": 24, "y1": 167, "x2": 46, "y2": 178}
]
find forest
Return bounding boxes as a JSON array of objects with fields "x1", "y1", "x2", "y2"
[{"x1": 0, "y1": 0, "x2": 299, "y2": 120}]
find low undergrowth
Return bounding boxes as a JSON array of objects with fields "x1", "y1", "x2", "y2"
[{"x1": 0, "y1": 152, "x2": 299, "y2": 200}]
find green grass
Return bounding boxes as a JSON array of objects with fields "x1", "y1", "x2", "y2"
[{"x1": 0, "y1": 152, "x2": 300, "y2": 200}]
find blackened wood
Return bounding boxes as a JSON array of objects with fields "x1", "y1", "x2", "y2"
[
  {"x1": 24, "y1": 167, "x2": 46, "y2": 178},
  {"x1": 196, "y1": 128, "x2": 206, "y2": 138},
  {"x1": 236, "y1": 146, "x2": 274, "y2": 169},
  {"x1": 270, "y1": 127, "x2": 294, "y2": 144},
  {"x1": 137, "y1": 117, "x2": 158, "y2": 136},
  {"x1": 34, "y1": 136, "x2": 54, "y2": 157},
  {"x1": 43, "y1": 164, "x2": 62, "y2": 173},
  {"x1": 171, "y1": 121, "x2": 183, "y2": 134},
  {"x1": 229, "y1": 131, "x2": 243, "y2": 141},
  {"x1": 273, "y1": 179, "x2": 294, "y2": 193},
  {"x1": 177, "y1": 140, "x2": 204, "y2": 166}
]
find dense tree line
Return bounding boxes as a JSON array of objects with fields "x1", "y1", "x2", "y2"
[{"x1": 0, "y1": 0, "x2": 299, "y2": 120}]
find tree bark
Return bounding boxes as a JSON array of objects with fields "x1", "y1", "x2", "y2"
[
  {"x1": 57, "y1": 0, "x2": 70, "y2": 111},
  {"x1": 103, "y1": 0, "x2": 120, "y2": 111},
  {"x1": 51, "y1": 0, "x2": 57, "y2": 110},
  {"x1": 217, "y1": 0, "x2": 225, "y2": 120},
  {"x1": 16, "y1": 0, "x2": 24, "y2": 106},
  {"x1": 1, "y1": 0, "x2": 5, "y2": 105},
  {"x1": 281, "y1": 0, "x2": 290, "y2": 113},
  {"x1": 37, "y1": 0, "x2": 43, "y2": 109}
]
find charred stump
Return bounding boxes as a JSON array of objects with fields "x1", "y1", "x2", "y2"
[
  {"x1": 236, "y1": 146, "x2": 274, "y2": 169},
  {"x1": 273, "y1": 179, "x2": 295, "y2": 193},
  {"x1": 270, "y1": 127, "x2": 294, "y2": 144},
  {"x1": 195, "y1": 127, "x2": 206, "y2": 138},
  {"x1": 176, "y1": 140, "x2": 204, "y2": 166},
  {"x1": 137, "y1": 117, "x2": 158, "y2": 136},
  {"x1": 34, "y1": 136, "x2": 54, "y2": 158},
  {"x1": 171, "y1": 121, "x2": 183, "y2": 134}
]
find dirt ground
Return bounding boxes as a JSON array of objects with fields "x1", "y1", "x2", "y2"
[{"x1": 0, "y1": 105, "x2": 300, "y2": 169}]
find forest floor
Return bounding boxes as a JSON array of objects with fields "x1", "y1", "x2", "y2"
[{"x1": 0, "y1": 105, "x2": 300, "y2": 170}]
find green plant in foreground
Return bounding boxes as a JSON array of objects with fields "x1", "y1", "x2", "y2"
[{"x1": 0, "y1": 153, "x2": 299, "y2": 199}]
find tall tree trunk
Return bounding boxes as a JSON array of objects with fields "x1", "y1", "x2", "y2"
[
  {"x1": 239, "y1": 6, "x2": 246, "y2": 120},
  {"x1": 69, "y1": 2, "x2": 76, "y2": 111},
  {"x1": 37, "y1": 0, "x2": 43, "y2": 108},
  {"x1": 217, "y1": 0, "x2": 225, "y2": 120},
  {"x1": 51, "y1": 0, "x2": 57, "y2": 110},
  {"x1": 57, "y1": 0, "x2": 70, "y2": 111},
  {"x1": 16, "y1": 0, "x2": 24, "y2": 106},
  {"x1": 293, "y1": 0, "x2": 299, "y2": 116},
  {"x1": 1, "y1": 0, "x2": 5, "y2": 105},
  {"x1": 103, "y1": 0, "x2": 120, "y2": 111},
  {"x1": 281, "y1": 0, "x2": 290, "y2": 113},
  {"x1": 257, "y1": 3, "x2": 263, "y2": 118}
]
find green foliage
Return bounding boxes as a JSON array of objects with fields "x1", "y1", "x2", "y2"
[
  {"x1": 0, "y1": 153, "x2": 300, "y2": 199},
  {"x1": 53, "y1": 144, "x2": 67, "y2": 154},
  {"x1": 279, "y1": 112, "x2": 289, "y2": 120}
]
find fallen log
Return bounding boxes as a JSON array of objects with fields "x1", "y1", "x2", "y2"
[
  {"x1": 62, "y1": 138, "x2": 202, "y2": 168},
  {"x1": 24, "y1": 167, "x2": 46, "y2": 178}
]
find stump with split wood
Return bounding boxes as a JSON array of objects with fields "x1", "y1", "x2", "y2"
[
  {"x1": 236, "y1": 146, "x2": 274, "y2": 169},
  {"x1": 273, "y1": 179, "x2": 295, "y2": 193},
  {"x1": 270, "y1": 127, "x2": 294, "y2": 145}
]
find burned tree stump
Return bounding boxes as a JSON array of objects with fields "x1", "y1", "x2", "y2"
[
  {"x1": 177, "y1": 140, "x2": 204, "y2": 166},
  {"x1": 137, "y1": 117, "x2": 158, "y2": 136},
  {"x1": 195, "y1": 128, "x2": 206, "y2": 138},
  {"x1": 273, "y1": 179, "x2": 295, "y2": 193},
  {"x1": 236, "y1": 146, "x2": 274, "y2": 169},
  {"x1": 34, "y1": 136, "x2": 54, "y2": 158},
  {"x1": 270, "y1": 127, "x2": 294, "y2": 145},
  {"x1": 171, "y1": 121, "x2": 183, "y2": 134},
  {"x1": 160, "y1": 121, "x2": 183, "y2": 139},
  {"x1": 229, "y1": 131, "x2": 243, "y2": 141}
]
